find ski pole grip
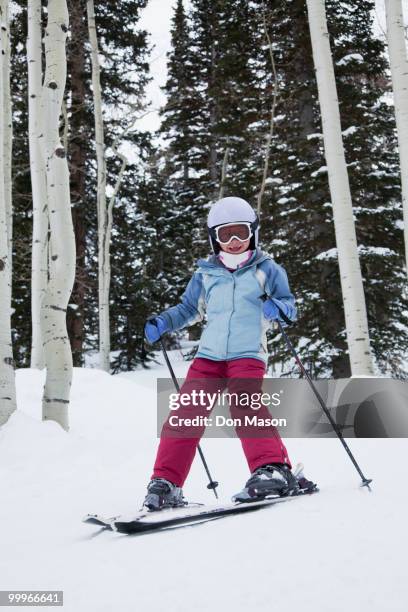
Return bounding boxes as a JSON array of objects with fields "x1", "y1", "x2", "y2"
[
  {"x1": 260, "y1": 294, "x2": 294, "y2": 327},
  {"x1": 145, "y1": 316, "x2": 169, "y2": 344}
]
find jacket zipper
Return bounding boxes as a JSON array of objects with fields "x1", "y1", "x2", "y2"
[{"x1": 225, "y1": 274, "x2": 235, "y2": 358}]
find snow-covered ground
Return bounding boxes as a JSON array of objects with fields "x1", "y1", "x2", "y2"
[{"x1": 1, "y1": 353, "x2": 407, "y2": 612}]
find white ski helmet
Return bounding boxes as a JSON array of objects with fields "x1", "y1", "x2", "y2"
[{"x1": 207, "y1": 197, "x2": 259, "y2": 254}]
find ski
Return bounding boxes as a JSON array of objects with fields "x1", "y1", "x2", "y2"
[
  {"x1": 83, "y1": 514, "x2": 121, "y2": 529},
  {"x1": 83, "y1": 488, "x2": 318, "y2": 535},
  {"x1": 82, "y1": 502, "x2": 205, "y2": 530}
]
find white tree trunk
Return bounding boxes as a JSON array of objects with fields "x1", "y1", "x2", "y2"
[
  {"x1": 2, "y1": 0, "x2": 11, "y2": 275},
  {"x1": 40, "y1": 0, "x2": 75, "y2": 430},
  {"x1": 257, "y1": 2, "x2": 279, "y2": 216},
  {"x1": 0, "y1": 0, "x2": 16, "y2": 426},
  {"x1": 306, "y1": 0, "x2": 374, "y2": 376},
  {"x1": 28, "y1": 0, "x2": 48, "y2": 369},
  {"x1": 87, "y1": 0, "x2": 110, "y2": 372},
  {"x1": 385, "y1": 0, "x2": 408, "y2": 274}
]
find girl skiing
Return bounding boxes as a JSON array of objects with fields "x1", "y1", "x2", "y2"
[{"x1": 144, "y1": 197, "x2": 315, "y2": 510}]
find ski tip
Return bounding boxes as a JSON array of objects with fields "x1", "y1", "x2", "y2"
[
  {"x1": 82, "y1": 513, "x2": 119, "y2": 529},
  {"x1": 83, "y1": 513, "x2": 96, "y2": 523}
]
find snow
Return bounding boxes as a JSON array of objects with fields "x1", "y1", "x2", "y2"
[
  {"x1": 306, "y1": 132, "x2": 323, "y2": 140},
  {"x1": 315, "y1": 247, "x2": 338, "y2": 261},
  {"x1": 265, "y1": 177, "x2": 283, "y2": 185},
  {"x1": 336, "y1": 53, "x2": 364, "y2": 66},
  {"x1": 358, "y1": 246, "x2": 396, "y2": 257},
  {"x1": 1, "y1": 357, "x2": 408, "y2": 612},
  {"x1": 342, "y1": 125, "x2": 358, "y2": 137},
  {"x1": 306, "y1": 292, "x2": 320, "y2": 300},
  {"x1": 311, "y1": 165, "x2": 328, "y2": 177}
]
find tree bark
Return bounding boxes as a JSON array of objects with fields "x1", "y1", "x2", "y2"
[
  {"x1": 385, "y1": 0, "x2": 408, "y2": 275},
  {"x1": 67, "y1": 0, "x2": 87, "y2": 366},
  {"x1": 0, "y1": 0, "x2": 16, "y2": 426},
  {"x1": 306, "y1": 0, "x2": 374, "y2": 376},
  {"x1": 294, "y1": 2, "x2": 350, "y2": 377},
  {"x1": 40, "y1": 0, "x2": 76, "y2": 430},
  {"x1": 2, "y1": 0, "x2": 11, "y2": 273},
  {"x1": 86, "y1": 0, "x2": 110, "y2": 372},
  {"x1": 257, "y1": 3, "x2": 279, "y2": 216},
  {"x1": 219, "y1": 145, "x2": 229, "y2": 198},
  {"x1": 28, "y1": 0, "x2": 48, "y2": 370},
  {"x1": 209, "y1": 39, "x2": 219, "y2": 194}
]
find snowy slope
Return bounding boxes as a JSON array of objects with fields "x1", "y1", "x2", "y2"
[{"x1": 1, "y1": 354, "x2": 407, "y2": 612}]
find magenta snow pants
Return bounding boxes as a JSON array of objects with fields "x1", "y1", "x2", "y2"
[{"x1": 152, "y1": 357, "x2": 291, "y2": 487}]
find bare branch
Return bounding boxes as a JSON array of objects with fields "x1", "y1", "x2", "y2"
[
  {"x1": 219, "y1": 144, "x2": 230, "y2": 198},
  {"x1": 257, "y1": 2, "x2": 279, "y2": 216}
]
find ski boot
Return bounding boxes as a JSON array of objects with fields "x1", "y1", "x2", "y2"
[
  {"x1": 232, "y1": 463, "x2": 317, "y2": 503},
  {"x1": 143, "y1": 478, "x2": 187, "y2": 512}
]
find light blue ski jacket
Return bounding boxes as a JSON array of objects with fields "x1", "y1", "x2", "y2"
[{"x1": 160, "y1": 249, "x2": 296, "y2": 364}]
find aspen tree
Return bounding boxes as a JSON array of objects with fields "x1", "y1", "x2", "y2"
[
  {"x1": 28, "y1": 0, "x2": 48, "y2": 369},
  {"x1": 40, "y1": 0, "x2": 75, "y2": 430},
  {"x1": 306, "y1": 0, "x2": 374, "y2": 375},
  {"x1": 0, "y1": 0, "x2": 16, "y2": 426},
  {"x1": 87, "y1": 0, "x2": 110, "y2": 372},
  {"x1": 385, "y1": 0, "x2": 408, "y2": 274}
]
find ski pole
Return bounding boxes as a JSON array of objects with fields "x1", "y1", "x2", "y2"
[
  {"x1": 263, "y1": 296, "x2": 372, "y2": 490},
  {"x1": 159, "y1": 338, "x2": 219, "y2": 499}
]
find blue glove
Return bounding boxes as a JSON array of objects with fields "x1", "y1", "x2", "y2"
[
  {"x1": 263, "y1": 298, "x2": 296, "y2": 322},
  {"x1": 144, "y1": 316, "x2": 170, "y2": 344}
]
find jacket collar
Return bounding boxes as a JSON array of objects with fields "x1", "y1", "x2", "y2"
[{"x1": 196, "y1": 248, "x2": 270, "y2": 274}]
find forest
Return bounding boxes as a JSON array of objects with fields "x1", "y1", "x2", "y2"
[{"x1": 1, "y1": 0, "x2": 408, "y2": 429}]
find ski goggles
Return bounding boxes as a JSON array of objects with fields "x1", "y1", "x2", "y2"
[{"x1": 213, "y1": 222, "x2": 253, "y2": 245}]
